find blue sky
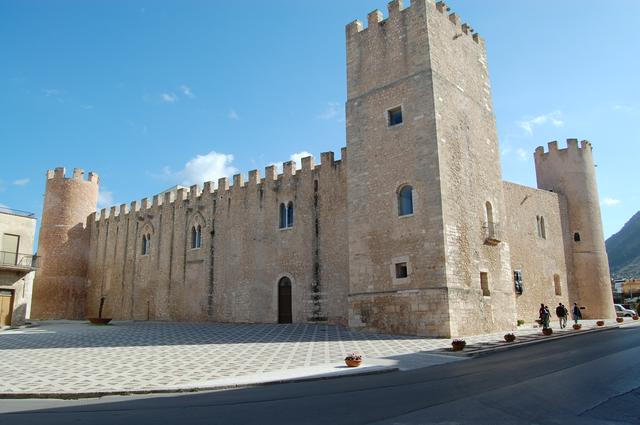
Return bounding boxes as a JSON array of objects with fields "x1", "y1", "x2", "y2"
[{"x1": 1, "y1": 0, "x2": 638, "y2": 244}]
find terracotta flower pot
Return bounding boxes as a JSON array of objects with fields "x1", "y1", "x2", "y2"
[
  {"x1": 88, "y1": 318, "x2": 112, "y2": 325},
  {"x1": 345, "y1": 359, "x2": 362, "y2": 367},
  {"x1": 572, "y1": 324, "x2": 582, "y2": 330},
  {"x1": 504, "y1": 334, "x2": 516, "y2": 342},
  {"x1": 542, "y1": 328, "x2": 553, "y2": 336},
  {"x1": 451, "y1": 341, "x2": 466, "y2": 351},
  {"x1": 633, "y1": 316, "x2": 639, "y2": 321},
  {"x1": 596, "y1": 320, "x2": 605, "y2": 326},
  {"x1": 616, "y1": 317, "x2": 624, "y2": 323}
]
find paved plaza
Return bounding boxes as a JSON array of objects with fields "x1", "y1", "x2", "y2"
[{"x1": 0, "y1": 319, "x2": 635, "y2": 397}]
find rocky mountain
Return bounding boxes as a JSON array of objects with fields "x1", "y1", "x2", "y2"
[{"x1": 606, "y1": 210, "x2": 640, "y2": 278}]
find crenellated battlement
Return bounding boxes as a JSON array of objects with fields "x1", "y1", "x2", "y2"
[
  {"x1": 534, "y1": 139, "x2": 593, "y2": 158},
  {"x1": 46, "y1": 166, "x2": 99, "y2": 184},
  {"x1": 346, "y1": 0, "x2": 482, "y2": 45},
  {"x1": 93, "y1": 149, "x2": 346, "y2": 222}
]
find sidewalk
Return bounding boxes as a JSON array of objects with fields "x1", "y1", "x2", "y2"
[{"x1": 0, "y1": 318, "x2": 637, "y2": 398}]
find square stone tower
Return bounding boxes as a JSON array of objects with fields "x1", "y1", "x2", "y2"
[{"x1": 346, "y1": 0, "x2": 516, "y2": 337}]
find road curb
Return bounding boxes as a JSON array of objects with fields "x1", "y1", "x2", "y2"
[
  {"x1": 465, "y1": 325, "x2": 619, "y2": 357},
  {"x1": 0, "y1": 366, "x2": 399, "y2": 400}
]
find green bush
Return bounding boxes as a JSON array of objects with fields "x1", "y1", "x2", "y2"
[{"x1": 517, "y1": 319, "x2": 525, "y2": 326}]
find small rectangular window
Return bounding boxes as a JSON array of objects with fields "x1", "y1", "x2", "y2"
[
  {"x1": 480, "y1": 272, "x2": 490, "y2": 296},
  {"x1": 388, "y1": 106, "x2": 403, "y2": 126},
  {"x1": 395, "y1": 262, "x2": 408, "y2": 279}
]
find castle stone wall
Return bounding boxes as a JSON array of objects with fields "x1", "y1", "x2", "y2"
[
  {"x1": 503, "y1": 181, "x2": 571, "y2": 323},
  {"x1": 85, "y1": 154, "x2": 348, "y2": 324},
  {"x1": 535, "y1": 140, "x2": 616, "y2": 319},
  {"x1": 31, "y1": 168, "x2": 98, "y2": 319},
  {"x1": 427, "y1": 1, "x2": 516, "y2": 336}
]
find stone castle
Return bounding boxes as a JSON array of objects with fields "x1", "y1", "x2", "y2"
[{"x1": 31, "y1": 0, "x2": 615, "y2": 337}]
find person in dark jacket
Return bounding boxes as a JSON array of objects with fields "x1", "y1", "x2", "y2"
[
  {"x1": 572, "y1": 302, "x2": 582, "y2": 325},
  {"x1": 556, "y1": 303, "x2": 567, "y2": 329}
]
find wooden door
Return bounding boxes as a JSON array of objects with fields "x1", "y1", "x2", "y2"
[
  {"x1": 278, "y1": 277, "x2": 292, "y2": 324},
  {"x1": 0, "y1": 290, "x2": 13, "y2": 326}
]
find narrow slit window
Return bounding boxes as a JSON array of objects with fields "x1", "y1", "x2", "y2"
[
  {"x1": 388, "y1": 106, "x2": 403, "y2": 127},
  {"x1": 574, "y1": 232, "x2": 581, "y2": 242}
]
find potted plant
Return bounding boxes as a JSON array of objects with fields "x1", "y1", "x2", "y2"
[
  {"x1": 572, "y1": 323, "x2": 582, "y2": 330},
  {"x1": 344, "y1": 353, "x2": 363, "y2": 367},
  {"x1": 596, "y1": 320, "x2": 605, "y2": 326},
  {"x1": 616, "y1": 317, "x2": 624, "y2": 323},
  {"x1": 504, "y1": 333, "x2": 516, "y2": 342},
  {"x1": 542, "y1": 328, "x2": 553, "y2": 336},
  {"x1": 88, "y1": 297, "x2": 112, "y2": 325},
  {"x1": 451, "y1": 339, "x2": 466, "y2": 351},
  {"x1": 633, "y1": 315, "x2": 639, "y2": 321}
]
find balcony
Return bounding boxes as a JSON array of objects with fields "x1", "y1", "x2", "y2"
[
  {"x1": 482, "y1": 222, "x2": 503, "y2": 245},
  {"x1": 0, "y1": 251, "x2": 39, "y2": 271}
]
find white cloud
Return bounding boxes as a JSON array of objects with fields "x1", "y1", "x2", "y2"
[
  {"x1": 180, "y1": 85, "x2": 194, "y2": 98},
  {"x1": 43, "y1": 88, "x2": 64, "y2": 97},
  {"x1": 289, "y1": 151, "x2": 313, "y2": 167},
  {"x1": 81, "y1": 104, "x2": 94, "y2": 110},
  {"x1": 269, "y1": 151, "x2": 314, "y2": 173},
  {"x1": 12, "y1": 178, "x2": 30, "y2": 186},
  {"x1": 228, "y1": 109, "x2": 239, "y2": 120},
  {"x1": 516, "y1": 148, "x2": 528, "y2": 161},
  {"x1": 518, "y1": 111, "x2": 564, "y2": 135},
  {"x1": 0, "y1": 203, "x2": 9, "y2": 210},
  {"x1": 97, "y1": 190, "x2": 114, "y2": 209},
  {"x1": 166, "y1": 151, "x2": 238, "y2": 186},
  {"x1": 316, "y1": 102, "x2": 342, "y2": 120},
  {"x1": 603, "y1": 197, "x2": 621, "y2": 206},
  {"x1": 161, "y1": 93, "x2": 177, "y2": 103}
]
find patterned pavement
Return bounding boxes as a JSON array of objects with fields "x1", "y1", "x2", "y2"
[{"x1": 0, "y1": 319, "x2": 634, "y2": 395}]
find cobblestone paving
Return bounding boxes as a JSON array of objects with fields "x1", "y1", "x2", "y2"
[
  {"x1": 0, "y1": 321, "x2": 438, "y2": 394},
  {"x1": 0, "y1": 319, "x2": 632, "y2": 394}
]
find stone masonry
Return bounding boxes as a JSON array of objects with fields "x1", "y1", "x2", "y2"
[{"x1": 31, "y1": 0, "x2": 615, "y2": 337}]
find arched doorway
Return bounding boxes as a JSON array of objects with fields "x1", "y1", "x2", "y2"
[{"x1": 278, "y1": 277, "x2": 292, "y2": 324}]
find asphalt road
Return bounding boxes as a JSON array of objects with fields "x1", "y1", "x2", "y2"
[{"x1": 1, "y1": 327, "x2": 639, "y2": 425}]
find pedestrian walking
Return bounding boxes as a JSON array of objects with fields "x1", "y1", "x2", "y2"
[
  {"x1": 555, "y1": 303, "x2": 567, "y2": 329},
  {"x1": 572, "y1": 302, "x2": 582, "y2": 325},
  {"x1": 556, "y1": 303, "x2": 565, "y2": 329},
  {"x1": 539, "y1": 303, "x2": 550, "y2": 329}
]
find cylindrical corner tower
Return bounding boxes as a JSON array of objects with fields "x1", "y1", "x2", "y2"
[
  {"x1": 31, "y1": 167, "x2": 99, "y2": 319},
  {"x1": 534, "y1": 139, "x2": 615, "y2": 319}
]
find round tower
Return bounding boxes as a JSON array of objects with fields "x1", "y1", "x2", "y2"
[
  {"x1": 534, "y1": 139, "x2": 615, "y2": 319},
  {"x1": 31, "y1": 167, "x2": 99, "y2": 319}
]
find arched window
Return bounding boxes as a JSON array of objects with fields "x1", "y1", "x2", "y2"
[
  {"x1": 485, "y1": 201, "x2": 494, "y2": 224},
  {"x1": 279, "y1": 203, "x2": 287, "y2": 229},
  {"x1": 142, "y1": 233, "x2": 151, "y2": 255},
  {"x1": 287, "y1": 201, "x2": 294, "y2": 227},
  {"x1": 279, "y1": 202, "x2": 294, "y2": 229},
  {"x1": 398, "y1": 185, "x2": 413, "y2": 216},
  {"x1": 191, "y1": 225, "x2": 202, "y2": 249}
]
